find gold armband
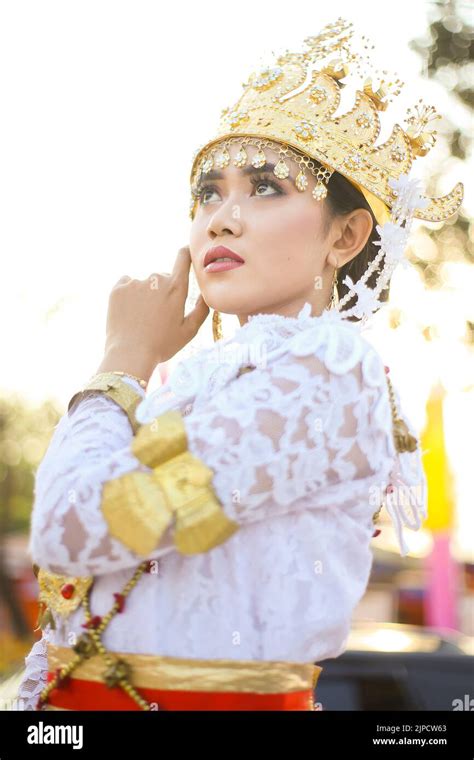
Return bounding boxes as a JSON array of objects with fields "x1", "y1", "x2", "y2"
[
  {"x1": 67, "y1": 373, "x2": 144, "y2": 434},
  {"x1": 152, "y1": 450, "x2": 240, "y2": 554},
  {"x1": 101, "y1": 471, "x2": 174, "y2": 556},
  {"x1": 100, "y1": 410, "x2": 240, "y2": 556},
  {"x1": 130, "y1": 410, "x2": 188, "y2": 467}
]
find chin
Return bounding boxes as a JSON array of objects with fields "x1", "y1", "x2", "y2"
[
  {"x1": 199, "y1": 291, "x2": 245, "y2": 315},
  {"x1": 201, "y1": 283, "x2": 279, "y2": 316}
]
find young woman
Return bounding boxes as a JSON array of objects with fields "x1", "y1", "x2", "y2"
[{"x1": 13, "y1": 19, "x2": 462, "y2": 711}]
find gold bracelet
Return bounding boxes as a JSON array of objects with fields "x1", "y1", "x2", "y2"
[
  {"x1": 108, "y1": 370, "x2": 148, "y2": 389},
  {"x1": 67, "y1": 372, "x2": 145, "y2": 434}
]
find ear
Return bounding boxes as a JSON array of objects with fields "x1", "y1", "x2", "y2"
[{"x1": 331, "y1": 208, "x2": 373, "y2": 267}]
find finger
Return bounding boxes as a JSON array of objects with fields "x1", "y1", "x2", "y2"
[
  {"x1": 183, "y1": 294, "x2": 210, "y2": 336},
  {"x1": 171, "y1": 246, "x2": 192, "y2": 288},
  {"x1": 115, "y1": 275, "x2": 131, "y2": 286},
  {"x1": 147, "y1": 272, "x2": 171, "y2": 284}
]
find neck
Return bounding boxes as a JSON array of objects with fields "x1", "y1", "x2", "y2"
[{"x1": 236, "y1": 291, "x2": 330, "y2": 327}]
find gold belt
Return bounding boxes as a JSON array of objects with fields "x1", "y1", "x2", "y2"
[{"x1": 47, "y1": 642, "x2": 321, "y2": 693}]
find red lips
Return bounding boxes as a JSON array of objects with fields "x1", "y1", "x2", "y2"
[{"x1": 204, "y1": 245, "x2": 245, "y2": 267}]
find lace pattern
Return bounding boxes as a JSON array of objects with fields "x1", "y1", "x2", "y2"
[
  {"x1": 24, "y1": 305, "x2": 426, "y2": 670},
  {"x1": 10, "y1": 635, "x2": 48, "y2": 711}
]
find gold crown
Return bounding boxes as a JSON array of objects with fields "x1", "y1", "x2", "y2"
[{"x1": 190, "y1": 18, "x2": 463, "y2": 223}]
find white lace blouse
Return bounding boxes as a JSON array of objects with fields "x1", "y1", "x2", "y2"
[{"x1": 14, "y1": 302, "x2": 427, "y2": 709}]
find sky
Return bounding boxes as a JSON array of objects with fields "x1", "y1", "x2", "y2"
[{"x1": 1, "y1": 1, "x2": 473, "y2": 558}]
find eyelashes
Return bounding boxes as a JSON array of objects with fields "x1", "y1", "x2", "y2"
[
  {"x1": 248, "y1": 174, "x2": 284, "y2": 195},
  {"x1": 194, "y1": 172, "x2": 284, "y2": 205}
]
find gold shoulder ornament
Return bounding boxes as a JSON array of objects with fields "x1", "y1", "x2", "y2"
[{"x1": 33, "y1": 564, "x2": 94, "y2": 631}]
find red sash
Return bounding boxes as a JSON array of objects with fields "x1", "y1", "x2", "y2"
[{"x1": 44, "y1": 671, "x2": 315, "y2": 711}]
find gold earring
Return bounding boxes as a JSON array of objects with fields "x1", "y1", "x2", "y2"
[
  {"x1": 326, "y1": 268, "x2": 339, "y2": 311},
  {"x1": 212, "y1": 310, "x2": 223, "y2": 342},
  {"x1": 331, "y1": 268, "x2": 339, "y2": 308}
]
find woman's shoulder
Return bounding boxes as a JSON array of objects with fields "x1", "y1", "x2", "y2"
[{"x1": 283, "y1": 308, "x2": 387, "y2": 388}]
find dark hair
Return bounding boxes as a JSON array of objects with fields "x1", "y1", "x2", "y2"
[{"x1": 324, "y1": 171, "x2": 390, "y2": 322}]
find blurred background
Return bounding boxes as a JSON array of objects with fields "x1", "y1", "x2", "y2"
[{"x1": 0, "y1": 0, "x2": 472, "y2": 708}]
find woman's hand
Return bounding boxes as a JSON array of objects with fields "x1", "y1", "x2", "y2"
[{"x1": 97, "y1": 246, "x2": 209, "y2": 383}]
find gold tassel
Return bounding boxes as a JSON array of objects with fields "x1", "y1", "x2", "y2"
[
  {"x1": 386, "y1": 374, "x2": 419, "y2": 453},
  {"x1": 392, "y1": 417, "x2": 418, "y2": 453}
]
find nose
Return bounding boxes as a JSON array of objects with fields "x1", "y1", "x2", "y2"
[{"x1": 206, "y1": 196, "x2": 243, "y2": 239}]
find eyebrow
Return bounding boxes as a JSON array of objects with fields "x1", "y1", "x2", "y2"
[{"x1": 198, "y1": 162, "x2": 287, "y2": 182}]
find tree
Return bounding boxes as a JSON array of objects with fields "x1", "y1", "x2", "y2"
[
  {"x1": 409, "y1": 0, "x2": 473, "y2": 326},
  {"x1": 0, "y1": 395, "x2": 61, "y2": 640}
]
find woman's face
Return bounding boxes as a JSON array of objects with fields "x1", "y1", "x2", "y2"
[{"x1": 189, "y1": 142, "x2": 336, "y2": 326}]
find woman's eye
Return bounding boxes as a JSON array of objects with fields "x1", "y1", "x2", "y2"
[
  {"x1": 197, "y1": 176, "x2": 281, "y2": 205},
  {"x1": 253, "y1": 180, "x2": 279, "y2": 196},
  {"x1": 199, "y1": 187, "x2": 217, "y2": 204}
]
